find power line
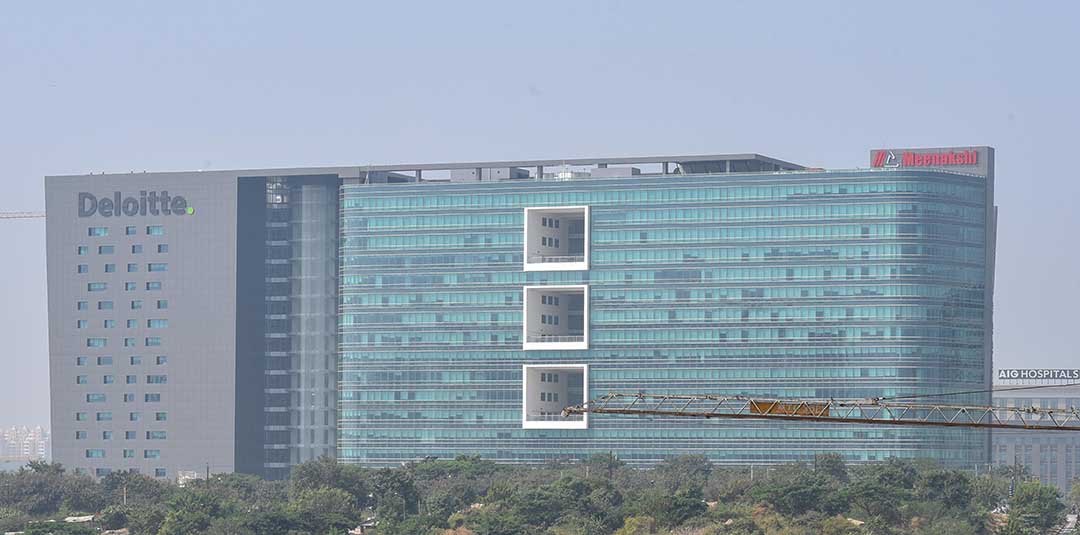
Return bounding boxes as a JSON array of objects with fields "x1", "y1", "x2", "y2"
[{"x1": 877, "y1": 381, "x2": 1080, "y2": 402}]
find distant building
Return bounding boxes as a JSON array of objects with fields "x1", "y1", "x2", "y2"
[
  {"x1": 0, "y1": 426, "x2": 51, "y2": 467},
  {"x1": 992, "y1": 369, "x2": 1080, "y2": 494}
]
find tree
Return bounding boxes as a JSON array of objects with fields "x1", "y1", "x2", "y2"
[
  {"x1": 749, "y1": 466, "x2": 839, "y2": 516},
  {"x1": 653, "y1": 455, "x2": 713, "y2": 493},
  {"x1": 290, "y1": 455, "x2": 371, "y2": 509},
  {"x1": 914, "y1": 470, "x2": 972, "y2": 510},
  {"x1": 99, "y1": 470, "x2": 175, "y2": 507},
  {"x1": 372, "y1": 468, "x2": 419, "y2": 518},
  {"x1": 613, "y1": 515, "x2": 658, "y2": 535},
  {"x1": 60, "y1": 474, "x2": 108, "y2": 513},
  {"x1": 625, "y1": 487, "x2": 706, "y2": 528},
  {"x1": 814, "y1": 453, "x2": 848, "y2": 483},
  {"x1": 21, "y1": 522, "x2": 96, "y2": 535},
  {"x1": 124, "y1": 504, "x2": 167, "y2": 535},
  {"x1": 1006, "y1": 481, "x2": 1065, "y2": 534},
  {"x1": 157, "y1": 490, "x2": 229, "y2": 535},
  {"x1": 547, "y1": 513, "x2": 608, "y2": 535},
  {"x1": 0, "y1": 463, "x2": 66, "y2": 515},
  {"x1": 842, "y1": 476, "x2": 909, "y2": 525},
  {"x1": 1069, "y1": 478, "x2": 1080, "y2": 510},
  {"x1": 288, "y1": 487, "x2": 358, "y2": 534},
  {"x1": 0, "y1": 507, "x2": 30, "y2": 533},
  {"x1": 584, "y1": 453, "x2": 625, "y2": 481}
]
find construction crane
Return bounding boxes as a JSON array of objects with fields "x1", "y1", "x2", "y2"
[{"x1": 562, "y1": 384, "x2": 1080, "y2": 432}]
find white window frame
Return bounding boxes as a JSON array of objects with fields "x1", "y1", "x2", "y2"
[{"x1": 522, "y1": 364, "x2": 588, "y2": 430}]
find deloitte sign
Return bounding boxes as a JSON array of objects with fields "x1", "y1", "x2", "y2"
[{"x1": 78, "y1": 191, "x2": 193, "y2": 217}]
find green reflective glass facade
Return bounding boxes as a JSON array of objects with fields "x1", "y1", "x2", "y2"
[{"x1": 339, "y1": 168, "x2": 994, "y2": 467}]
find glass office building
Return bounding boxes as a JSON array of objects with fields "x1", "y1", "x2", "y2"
[
  {"x1": 338, "y1": 148, "x2": 996, "y2": 468},
  {"x1": 47, "y1": 147, "x2": 995, "y2": 478}
]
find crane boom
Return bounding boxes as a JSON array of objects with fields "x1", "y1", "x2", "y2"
[{"x1": 561, "y1": 393, "x2": 1080, "y2": 431}]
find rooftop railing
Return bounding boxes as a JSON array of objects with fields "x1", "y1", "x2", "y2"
[
  {"x1": 526, "y1": 334, "x2": 585, "y2": 344},
  {"x1": 527, "y1": 254, "x2": 586, "y2": 264}
]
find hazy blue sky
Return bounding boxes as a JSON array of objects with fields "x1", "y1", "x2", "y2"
[{"x1": 2, "y1": 2, "x2": 1078, "y2": 427}]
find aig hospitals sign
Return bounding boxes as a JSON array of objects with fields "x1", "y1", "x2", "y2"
[
  {"x1": 870, "y1": 146, "x2": 992, "y2": 178},
  {"x1": 997, "y1": 369, "x2": 1080, "y2": 381}
]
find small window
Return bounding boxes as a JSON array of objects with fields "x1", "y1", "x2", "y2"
[
  {"x1": 96, "y1": 356, "x2": 112, "y2": 365},
  {"x1": 127, "y1": 319, "x2": 137, "y2": 328},
  {"x1": 103, "y1": 375, "x2": 114, "y2": 384},
  {"x1": 77, "y1": 264, "x2": 88, "y2": 274},
  {"x1": 85, "y1": 449, "x2": 106, "y2": 459},
  {"x1": 98, "y1": 301, "x2": 114, "y2": 310},
  {"x1": 123, "y1": 449, "x2": 135, "y2": 458},
  {"x1": 104, "y1": 319, "x2": 116, "y2": 328},
  {"x1": 154, "y1": 468, "x2": 166, "y2": 478},
  {"x1": 155, "y1": 356, "x2": 167, "y2": 365},
  {"x1": 102, "y1": 431, "x2": 112, "y2": 440},
  {"x1": 125, "y1": 226, "x2": 137, "y2": 235},
  {"x1": 76, "y1": 375, "x2": 87, "y2": 384},
  {"x1": 123, "y1": 393, "x2": 135, "y2": 402},
  {"x1": 104, "y1": 263, "x2": 116, "y2": 273},
  {"x1": 145, "y1": 393, "x2": 160, "y2": 402},
  {"x1": 156, "y1": 300, "x2": 168, "y2": 309},
  {"x1": 146, "y1": 431, "x2": 166, "y2": 440},
  {"x1": 131, "y1": 244, "x2": 143, "y2": 254},
  {"x1": 76, "y1": 357, "x2": 88, "y2": 366},
  {"x1": 75, "y1": 412, "x2": 88, "y2": 421},
  {"x1": 88, "y1": 282, "x2": 107, "y2": 292},
  {"x1": 157, "y1": 244, "x2": 168, "y2": 253},
  {"x1": 155, "y1": 412, "x2": 167, "y2": 421},
  {"x1": 77, "y1": 301, "x2": 88, "y2": 311},
  {"x1": 127, "y1": 263, "x2": 138, "y2": 273},
  {"x1": 126, "y1": 375, "x2": 137, "y2": 384},
  {"x1": 88, "y1": 227, "x2": 109, "y2": 237},
  {"x1": 87, "y1": 338, "x2": 107, "y2": 348},
  {"x1": 125, "y1": 282, "x2": 136, "y2": 291},
  {"x1": 98, "y1": 245, "x2": 114, "y2": 254},
  {"x1": 86, "y1": 393, "x2": 106, "y2": 402},
  {"x1": 77, "y1": 246, "x2": 89, "y2": 255},
  {"x1": 96, "y1": 412, "x2": 112, "y2": 421},
  {"x1": 123, "y1": 338, "x2": 136, "y2": 347},
  {"x1": 76, "y1": 320, "x2": 88, "y2": 329},
  {"x1": 144, "y1": 449, "x2": 161, "y2": 459},
  {"x1": 146, "y1": 225, "x2": 164, "y2": 236},
  {"x1": 130, "y1": 412, "x2": 140, "y2": 421},
  {"x1": 129, "y1": 356, "x2": 142, "y2": 365},
  {"x1": 146, "y1": 282, "x2": 162, "y2": 290},
  {"x1": 125, "y1": 431, "x2": 136, "y2": 439},
  {"x1": 147, "y1": 319, "x2": 168, "y2": 328},
  {"x1": 96, "y1": 468, "x2": 112, "y2": 477},
  {"x1": 145, "y1": 337, "x2": 161, "y2": 347},
  {"x1": 146, "y1": 375, "x2": 167, "y2": 384},
  {"x1": 131, "y1": 300, "x2": 142, "y2": 310},
  {"x1": 76, "y1": 431, "x2": 87, "y2": 439},
  {"x1": 147, "y1": 263, "x2": 167, "y2": 272}
]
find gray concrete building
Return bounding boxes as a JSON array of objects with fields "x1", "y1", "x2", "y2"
[
  {"x1": 46, "y1": 171, "x2": 340, "y2": 479},
  {"x1": 992, "y1": 369, "x2": 1080, "y2": 494}
]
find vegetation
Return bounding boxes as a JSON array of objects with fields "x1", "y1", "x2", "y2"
[{"x1": 0, "y1": 456, "x2": 1067, "y2": 534}]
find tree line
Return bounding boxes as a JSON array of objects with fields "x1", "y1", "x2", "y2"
[{"x1": 0, "y1": 455, "x2": 1070, "y2": 534}]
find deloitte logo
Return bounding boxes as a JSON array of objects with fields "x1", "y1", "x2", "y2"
[{"x1": 78, "y1": 191, "x2": 194, "y2": 218}]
